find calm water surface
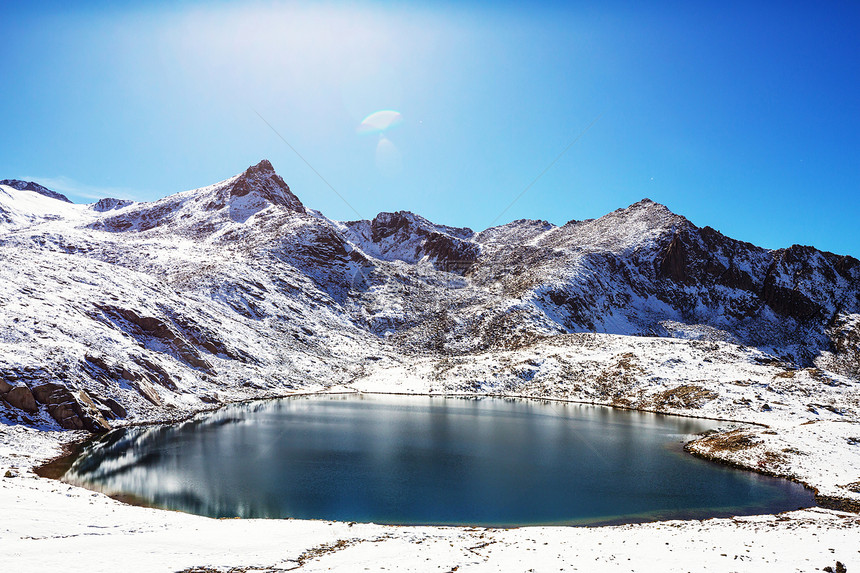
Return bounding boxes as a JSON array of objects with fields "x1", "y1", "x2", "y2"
[{"x1": 64, "y1": 395, "x2": 813, "y2": 526}]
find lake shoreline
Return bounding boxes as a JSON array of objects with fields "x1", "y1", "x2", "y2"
[
  {"x1": 4, "y1": 381, "x2": 859, "y2": 572},
  {"x1": 36, "y1": 390, "x2": 829, "y2": 522}
]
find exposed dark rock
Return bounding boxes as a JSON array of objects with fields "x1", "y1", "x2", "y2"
[
  {"x1": 102, "y1": 397, "x2": 127, "y2": 418},
  {"x1": 825, "y1": 316, "x2": 860, "y2": 379},
  {"x1": 369, "y1": 211, "x2": 421, "y2": 242},
  {"x1": 227, "y1": 159, "x2": 305, "y2": 213},
  {"x1": 2, "y1": 384, "x2": 38, "y2": 413},
  {"x1": 199, "y1": 393, "x2": 222, "y2": 404},
  {"x1": 816, "y1": 494, "x2": 860, "y2": 514},
  {"x1": 658, "y1": 231, "x2": 689, "y2": 283},
  {"x1": 30, "y1": 382, "x2": 110, "y2": 432},
  {"x1": 92, "y1": 197, "x2": 133, "y2": 212},
  {"x1": 120, "y1": 366, "x2": 140, "y2": 381},
  {"x1": 423, "y1": 232, "x2": 479, "y2": 273},
  {"x1": 136, "y1": 357, "x2": 178, "y2": 391},
  {"x1": 296, "y1": 227, "x2": 350, "y2": 261},
  {"x1": 546, "y1": 289, "x2": 595, "y2": 331},
  {"x1": 1, "y1": 375, "x2": 38, "y2": 413},
  {"x1": 761, "y1": 271, "x2": 824, "y2": 322},
  {"x1": 169, "y1": 315, "x2": 242, "y2": 361},
  {"x1": 75, "y1": 391, "x2": 111, "y2": 430},
  {"x1": 822, "y1": 561, "x2": 847, "y2": 573},
  {"x1": 647, "y1": 385, "x2": 718, "y2": 410},
  {"x1": 95, "y1": 305, "x2": 214, "y2": 374},
  {"x1": 349, "y1": 211, "x2": 477, "y2": 272},
  {"x1": 81, "y1": 391, "x2": 128, "y2": 421}
]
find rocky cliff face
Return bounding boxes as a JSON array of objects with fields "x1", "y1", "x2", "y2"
[
  {"x1": 343, "y1": 211, "x2": 477, "y2": 272},
  {"x1": 1, "y1": 163, "x2": 858, "y2": 431}
]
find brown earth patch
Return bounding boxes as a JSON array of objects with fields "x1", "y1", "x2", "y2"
[
  {"x1": 692, "y1": 429, "x2": 761, "y2": 453},
  {"x1": 647, "y1": 384, "x2": 718, "y2": 409},
  {"x1": 594, "y1": 352, "x2": 643, "y2": 402},
  {"x1": 841, "y1": 481, "x2": 860, "y2": 494}
]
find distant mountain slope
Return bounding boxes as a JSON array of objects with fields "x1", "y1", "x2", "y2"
[
  {"x1": 0, "y1": 179, "x2": 72, "y2": 203},
  {"x1": 342, "y1": 210, "x2": 477, "y2": 270},
  {"x1": 0, "y1": 182, "x2": 83, "y2": 229},
  {"x1": 1, "y1": 160, "x2": 858, "y2": 432},
  {"x1": 467, "y1": 198, "x2": 860, "y2": 363}
]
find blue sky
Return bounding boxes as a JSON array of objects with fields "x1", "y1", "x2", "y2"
[{"x1": 2, "y1": 1, "x2": 858, "y2": 256}]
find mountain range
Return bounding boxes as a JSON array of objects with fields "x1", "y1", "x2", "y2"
[{"x1": 1, "y1": 160, "x2": 858, "y2": 432}]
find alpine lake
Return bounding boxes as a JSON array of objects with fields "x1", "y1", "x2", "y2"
[{"x1": 59, "y1": 394, "x2": 814, "y2": 527}]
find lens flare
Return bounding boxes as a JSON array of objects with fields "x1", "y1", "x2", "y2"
[{"x1": 358, "y1": 110, "x2": 402, "y2": 134}]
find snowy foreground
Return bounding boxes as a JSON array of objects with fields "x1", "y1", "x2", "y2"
[
  {"x1": 2, "y1": 368, "x2": 860, "y2": 573},
  {"x1": 1, "y1": 468, "x2": 858, "y2": 573},
  {"x1": 3, "y1": 320, "x2": 860, "y2": 572}
]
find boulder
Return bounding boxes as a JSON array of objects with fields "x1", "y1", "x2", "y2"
[
  {"x1": 30, "y1": 382, "x2": 110, "y2": 432},
  {"x1": 3, "y1": 385, "x2": 37, "y2": 413},
  {"x1": 103, "y1": 397, "x2": 127, "y2": 418},
  {"x1": 131, "y1": 379, "x2": 162, "y2": 406},
  {"x1": 0, "y1": 375, "x2": 38, "y2": 413},
  {"x1": 75, "y1": 390, "x2": 112, "y2": 430}
]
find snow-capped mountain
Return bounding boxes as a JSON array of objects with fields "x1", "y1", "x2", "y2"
[{"x1": 1, "y1": 160, "x2": 858, "y2": 433}]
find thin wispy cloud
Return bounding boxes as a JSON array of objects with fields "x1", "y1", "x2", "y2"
[{"x1": 17, "y1": 175, "x2": 142, "y2": 202}]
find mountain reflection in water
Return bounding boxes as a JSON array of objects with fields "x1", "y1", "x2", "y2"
[{"x1": 64, "y1": 395, "x2": 814, "y2": 526}]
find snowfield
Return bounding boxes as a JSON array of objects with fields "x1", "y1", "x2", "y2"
[
  {"x1": 2, "y1": 470, "x2": 859, "y2": 573},
  {"x1": 2, "y1": 161, "x2": 859, "y2": 571}
]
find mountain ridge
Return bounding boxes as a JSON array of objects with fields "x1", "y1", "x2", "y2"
[
  {"x1": 1, "y1": 160, "x2": 858, "y2": 434},
  {"x1": 0, "y1": 179, "x2": 72, "y2": 203}
]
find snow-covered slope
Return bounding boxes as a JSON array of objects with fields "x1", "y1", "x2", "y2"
[{"x1": 0, "y1": 182, "x2": 82, "y2": 229}]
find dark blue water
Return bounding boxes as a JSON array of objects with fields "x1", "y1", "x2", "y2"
[{"x1": 64, "y1": 395, "x2": 814, "y2": 526}]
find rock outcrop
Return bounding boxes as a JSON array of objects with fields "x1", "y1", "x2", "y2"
[
  {"x1": 0, "y1": 377, "x2": 37, "y2": 413},
  {"x1": 92, "y1": 197, "x2": 133, "y2": 212},
  {"x1": 30, "y1": 383, "x2": 110, "y2": 432}
]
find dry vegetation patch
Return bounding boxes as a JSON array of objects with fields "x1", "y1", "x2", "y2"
[
  {"x1": 773, "y1": 369, "x2": 797, "y2": 379},
  {"x1": 842, "y1": 481, "x2": 860, "y2": 494},
  {"x1": 647, "y1": 384, "x2": 718, "y2": 410},
  {"x1": 594, "y1": 352, "x2": 644, "y2": 405},
  {"x1": 692, "y1": 429, "x2": 761, "y2": 453}
]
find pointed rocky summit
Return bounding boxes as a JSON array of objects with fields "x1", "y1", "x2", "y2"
[{"x1": 226, "y1": 160, "x2": 305, "y2": 213}]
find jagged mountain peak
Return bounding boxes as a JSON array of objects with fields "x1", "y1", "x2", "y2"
[
  {"x1": 89, "y1": 160, "x2": 305, "y2": 235},
  {"x1": 630, "y1": 197, "x2": 659, "y2": 207},
  {"x1": 91, "y1": 197, "x2": 134, "y2": 212},
  {"x1": 618, "y1": 197, "x2": 686, "y2": 220},
  {"x1": 0, "y1": 179, "x2": 72, "y2": 203},
  {"x1": 246, "y1": 158, "x2": 275, "y2": 175},
  {"x1": 366, "y1": 210, "x2": 473, "y2": 242},
  {"x1": 474, "y1": 219, "x2": 556, "y2": 246},
  {"x1": 541, "y1": 198, "x2": 690, "y2": 255},
  {"x1": 342, "y1": 209, "x2": 477, "y2": 268},
  {"x1": 224, "y1": 160, "x2": 304, "y2": 212}
]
